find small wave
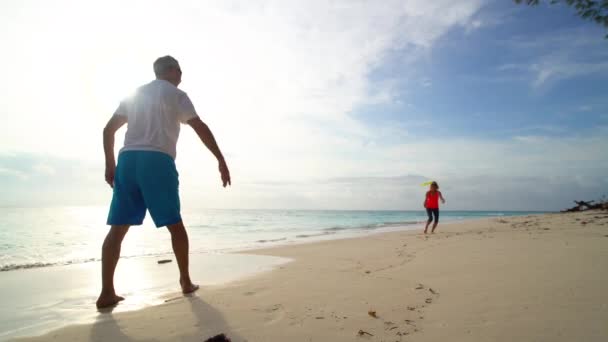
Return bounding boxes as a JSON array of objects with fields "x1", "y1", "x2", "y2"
[
  {"x1": 1, "y1": 262, "x2": 58, "y2": 272},
  {"x1": 378, "y1": 221, "x2": 420, "y2": 228},
  {"x1": 295, "y1": 232, "x2": 334, "y2": 239},
  {"x1": 256, "y1": 238, "x2": 287, "y2": 243},
  {"x1": 324, "y1": 226, "x2": 350, "y2": 232},
  {"x1": 323, "y1": 220, "x2": 420, "y2": 233},
  {"x1": 0, "y1": 250, "x2": 177, "y2": 272},
  {"x1": 0, "y1": 257, "x2": 100, "y2": 272},
  {"x1": 1, "y1": 257, "x2": 106, "y2": 272}
]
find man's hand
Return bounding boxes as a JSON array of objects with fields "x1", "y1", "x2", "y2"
[
  {"x1": 219, "y1": 160, "x2": 231, "y2": 187},
  {"x1": 441, "y1": 199, "x2": 446, "y2": 204},
  {"x1": 188, "y1": 118, "x2": 230, "y2": 187},
  {"x1": 105, "y1": 164, "x2": 116, "y2": 188}
]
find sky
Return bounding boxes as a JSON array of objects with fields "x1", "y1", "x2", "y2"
[{"x1": 0, "y1": 0, "x2": 607, "y2": 211}]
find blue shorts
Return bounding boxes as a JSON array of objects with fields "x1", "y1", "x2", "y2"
[{"x1": 107, "y1": 151, "x2": 181, "y2": 228}]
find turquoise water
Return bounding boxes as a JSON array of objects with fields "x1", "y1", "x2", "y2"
[{"x1": 0, "y1": 207, "x2": 546, "y2": 272}]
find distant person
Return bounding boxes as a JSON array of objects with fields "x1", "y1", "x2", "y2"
[
  {"x1": 97, "y1": 56, "x2": 231, "y2": 309},
  {"x1": 423, "y1": 181, "x2": 445, "y2": 234}
]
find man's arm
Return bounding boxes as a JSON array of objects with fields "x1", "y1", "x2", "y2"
[
  {"x1": 439, "y1": 191, "x2": 446, "y2": 204},
  {"x1": 187, "y1": 117, "x2": 231, "y2": 187},
  {"x1": 423, "y1": 192, "x2": 428, "y2": 208},
  {"x1": 103, "y1": 115, "x2": 127, "y2": 188}
]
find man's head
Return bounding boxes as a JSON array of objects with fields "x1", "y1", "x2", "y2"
[{"x1": 153, "y1": 55, "x2": 182, "y2": 86}]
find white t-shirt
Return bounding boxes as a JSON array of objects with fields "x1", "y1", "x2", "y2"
[{"x1": 114, "y1": 79, "x2": 199, "y2": 159}]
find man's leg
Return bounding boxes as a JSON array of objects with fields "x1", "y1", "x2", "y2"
[
  {"x1": 96, "y1": 225, "x2": 130, "y2": 308},
  {"x1": 167, "y1": 221, "x2": 199, "y2": 294}
]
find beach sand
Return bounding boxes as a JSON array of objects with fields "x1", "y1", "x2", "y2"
[{"x1": 15, "y1": 211, "x2": 608, "y2": 341}]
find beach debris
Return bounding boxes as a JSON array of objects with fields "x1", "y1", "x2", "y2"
[
  {"x1": 429, "y1": 288, "x2": 437, "y2": 295},
  {"x1": 425, "y1": 298, "x2": 433, "y2": 304},
  {"x1": 357, "y1": 329, "x2": 374, "y2": 337},
  {"x1": 562, "y1": 199, "x2": 608, "y2": 212},
  {"x1": 204, "y1": 333, "x2": 231, "y2": 342},
  {"x1": 407, "y1": 306, "x2": 416, "y2": 311},
  {"x1": 415, "y1": 284, "x2": 424, "y2": 290},
  {"x1": 265, "y1": 304, "x2": 282, "y2": 312},
  {"x1": 164, "y1": 296, "x2": 182, "y2": 303},
  {"x1": 365, "y1": 270, "x2": 371, "y2": 274},
  {"x1": 367, "y1": 310, "x2": 378, "y2": 318},
  {"x1": 315, "y1": 316, "x2": 324, "y2": 319},
  {"x1": 157, "y1": 259, "x2": 172, "y2": 264},
  {"x1": 581, "y1": 221, "x2": 587, "y2": 225}
]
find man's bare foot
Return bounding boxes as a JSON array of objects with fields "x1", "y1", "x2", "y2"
[
  {"x1": 96, "y1": 293, "x2": 125, "y2": 309},
  {"x1": 180, "y1": 279, "x2": 200, "y2": 294}
]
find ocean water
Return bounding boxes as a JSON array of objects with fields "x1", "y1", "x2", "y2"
[{"x1": 0, "y1": 207, "x2": 545, "y2": 272}]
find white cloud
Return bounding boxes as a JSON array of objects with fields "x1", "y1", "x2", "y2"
[
  {"x1": 578, "y1": 105, "x2": 593, "y2": 112},
  {"x1": 32, "y1": 163, "x2": 56, "y2": 176},
  {"x1": 420, "y1": 77, "x2": 433, "y2": 88},
  {"x1": 0, "y1": 167, "x2": 28, "y2": 181},
  {"x1": 496, "y1": 28, "x2": 608, "y2": 90},
  {"x1": 3, "y1": 127, "x2": 607, "y2": 211},
  {"x1": 464, "y1": 19, "x2": 484, "y2": 33},
  {"x1": 0, "y1": 0, "x2": 487, "y2": 185},
  {"x1": 531, "y1": 60, "x2": 608, "y2": 89},
  {"x1": 512, "y1": 135, "x2": 548, "y2": 143},
  {"x1": 10, "y1": 1, "x2": 603, "y2": 211},
  {"x1": 497, "y1": 57, "x2": 608, "y2": 90}
]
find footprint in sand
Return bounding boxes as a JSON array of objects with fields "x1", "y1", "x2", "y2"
[
  {"x1": 384, "y1": 321, "x2": 396, "y2": 330},
  {"x1": 257, "y1": 304, "x2": 286, "y2": 325}
]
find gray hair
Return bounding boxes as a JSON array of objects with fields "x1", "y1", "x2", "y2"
[{"x1": 153, "y1": 55, "x2": 180, "y2": 76}]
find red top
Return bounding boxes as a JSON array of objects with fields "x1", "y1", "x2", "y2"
[{"x1": 425, "y1": 191, "x2": 441, "y2": 209}]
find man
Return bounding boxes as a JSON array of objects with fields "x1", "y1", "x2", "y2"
[{"x1": 97, "y1": 56, "x2": 230, "y2": 309}]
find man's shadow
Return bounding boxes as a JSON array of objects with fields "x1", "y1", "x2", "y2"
[
  {"x1": 186, "y1": 295, "x2": 244, "y2": 342},
  {"x1": 89, "y1": 295, "x2": 243, "y2": 342},
  {"x1": 89, "y1": 306, "x2": 159, "y2": 342}
]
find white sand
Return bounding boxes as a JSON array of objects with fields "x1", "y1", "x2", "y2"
[{"x1": 15, "y1": 211, "x2": 608, "y2": 341}]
